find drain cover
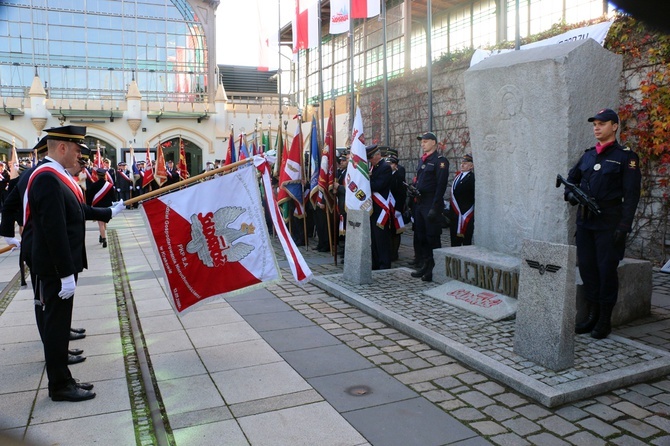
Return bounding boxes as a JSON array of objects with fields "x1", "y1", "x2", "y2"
[{"x1": 346, "y1": 385, "x2": 372, "y2": 396}]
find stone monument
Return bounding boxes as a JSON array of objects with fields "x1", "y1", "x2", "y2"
[
  {"x1": 343, "y1": 209, "x2": 372, "y2": 284},
  {"x1": 514, "y1": 239, "x2": 577, "y2": 371},
  {"x1": 463, "y1": 38, "x2": 622, "y2": 256}
]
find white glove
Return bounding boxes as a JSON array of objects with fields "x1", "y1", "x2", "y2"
[
  {"x1": 4, "y1": 237, "x2": 20, "y2": 250},
  {"x1": 110, "y1": 200, "x2": 125, "y2": 218},
  {"x1": 59, "y1": 274, "x2": 76, "y2": 299}
]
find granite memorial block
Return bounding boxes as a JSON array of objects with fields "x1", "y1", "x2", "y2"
[
  {"x1": 464, "y1": 38, "x2": 622, "y2": 257},
  {"x1": 343, "y1": 209, "x2": 372, "y2": 284},
  {"x1": 423, "y1": 281, "x2": 517, "y2": 321},
  {"x1": 514, "y1": 239, "x2": 577, "y2": 371}
]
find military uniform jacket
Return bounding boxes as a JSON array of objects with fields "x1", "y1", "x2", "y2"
[
  {"x1": 28, "y1": 160, "x2": 109, "y2": 278},
  {"x1": 389, "y1": 164, "x2": 407, "y2": 213},
  {"x1": 115, "y1": 168, "x2": 133, "y2": 192},
  {"x1": 86, "y1": 178, "x2": 115, "y2": 207},
  {"x1": 566, "y1": 140, "x2": 641, "y2": 232},
  {"x1": 415, "y1": 151, "x2": 449, "y2": 211}
]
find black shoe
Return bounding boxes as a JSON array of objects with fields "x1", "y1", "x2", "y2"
[
  {"x1": 99, "y1": 235, "x2": 103, "y2": 243},
  {"x1": 70, "y1": 327, "x2": 86, "y2": 334},
  {"x1": 421, "y1": 273, "x2": 433, "y2": 282},
  {"x1": 68, "y1": 355, "x2": 86, "y2": 365},
  {"x1": 69, "y1": 348, "x2": 84, "y2": 356},
  {"x1": 102, "y1": 238, "x2": 107, "y2": 248},
  {"x1": 50, "y1": 383, "x2": 96, "y2": 402},
  {"x1": 575, "y1": 302, "x2": 599, "y2": 334},
  {"x1": 69, "y1": 332, "x2": 86, "y2": 341},
  {"x1": 591, "y1": 304, "x2": 614, "y2": 339},
  {"x1": 411, "y1": 261, "x2": 429, "y2": 278}
]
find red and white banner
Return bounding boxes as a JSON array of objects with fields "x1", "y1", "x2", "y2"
[
  {"x1": 293, "y1": 0, "x2": 319, "y2": 52},
  {"x1": 141, "y1": 166, "x2": 280, "y2": 314},
  {"x1": 352, "y1": 0, "x2": 380, "y2": 19}
]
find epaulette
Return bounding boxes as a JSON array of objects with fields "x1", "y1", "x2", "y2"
[{"x1": 585, "y1": 147, "x2": 595, "y2": 152}]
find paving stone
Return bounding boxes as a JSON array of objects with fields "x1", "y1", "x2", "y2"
[
  {"x1": 469, "y1": 421, "x2": 508, "y2": 436},
  {"x1": 644, "y1": 415, "x2": 670, "y2": 432},
  {"x1": 494, "y1": 393, "x2": 529, "y2": 408},
  {"x1": 422, "y1": 389, "x2": 455, "y2": 403},
  {"x1": 409, "y1": 382, "x2": 437, "y2": 392},
  {"x1": 613, "y1": 419, "x2": 661, "y2": 438},
  {"x1": 482, "y1": 405, "x2": 517, "y2": 421},
  {"x1": 646, "y1": 402, "x2": 670, "y2": 417},
  {"x1": 439, "y1": 399, "x2": 468, "y2": 411},
  {"x1": 395, "y1": 364, "x2": 470, "y2": 385},
  {"x1": 651, "y1": 435, "x2": 670, "y2": 445},
  {"x1": 583, "y1": 403, "x2": 626, "y2": 422},
  {"x1": 515, "y1": 404, "x2": 552, "y2": 421},
  {"x1": 451, "y1": 407, "x2": 487, "y2": 421},
  {"x1": 357, "y1": 346, "x2": 383, "y2": 356},
  {"x1": 609, "y1": 434, "x2": 652, "y2": 446},
  {"x1": 577, "y1": 416, "x2": 622, "y2": 437},
  {"x1": 401, "y1": 357, "x2": 432, "y2": 370},
  {"x1": 611, "y1": 401, "x2": 653, "y2": 419},
  {"x1": 473, "y1": 381, "x2": 506, "y2": 396},
  {"x1": 433, "y1": 376, "x2": 463, "y2": 390},
  {"x1": 525, "y1": 432, "x2": 570, "y2": 446},
  {"x1": 538, "y1": 415, "x2": 579, "y2": 436},
  {"x1": 620, "y1": 391, "x2": 658, "y2": 407},
  {"x1": 380, "y1": 363, "x2": 410, "y2": 374},
  {"x1": 501, "y1": 417, "x2": 541, "y2": 436},
  {"x1": 554, "y1": 406, "x2": 589, "y2": 422},
  {"x1": 458, "y1": 390, "x2": 495, "y2": 408},
  {"x1": 630, "y1": 383, "x2": 664, "y2": 397},
  {"x1": 457, "y1": 371, "x2": 489, "y2": 385},
  {"x1": 489, "y1": 433, "x2": 531, "y2": 446},
  {"x1": 563, "y1": 430, "x2": 608, "y2": 446}
]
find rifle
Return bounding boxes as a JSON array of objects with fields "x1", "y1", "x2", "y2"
[
  {"x1": 555, "y1": 174, "x2": 601, "y2": 216},
  {"x1": 403, "y1": 181, "x2": 421, "y2": 199}
]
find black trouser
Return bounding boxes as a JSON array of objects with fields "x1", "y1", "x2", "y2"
[
  {"x1": 39, "y1": 274, "x2": 76, "y2": 391},
  {"x1": 370, "y1": 217, "x2": 391, "y2": 270},
  {"x1": 450, "y1": 219, "x2": 474, "y2": 247},
  {"x1": 314, "y1": 207, "x2": 330, "y2": 249},
  {"x1": 414, "y1": 200, "x2": 442, "y2": 263},
  {"x1": 576, "y1": 227, "x2": 623, "y2": 306}
]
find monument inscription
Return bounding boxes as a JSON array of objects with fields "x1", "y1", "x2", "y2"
[{"x1": 444, "y1": 255, "x2": 519, "y2": 298}]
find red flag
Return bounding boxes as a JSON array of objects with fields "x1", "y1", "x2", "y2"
[
  {"x1": 277, "y1": 124, "x2": 305, "y2": 217},
  {"x1": 141, "y1": 167, "x2": 280, "y2": 314},
  {"x1": 352, "y1": 0, "x2": 380, "y2": 18},
  {"x1": 316, "y1": 109, "x2": 336, "y2": 210},
  {"x1": 292, "y1": 0, "x2": 319, "y2": 52},
  {"x1": 178, "y1": 138, "x2": 189, "y2": 179},
  {"x1": 154, "y1": 143, "x2": 168, "y2": 187},
  {"x1": 224, "y1": 131, "x2": 235, "y2": 165},
  {"x1": 142, "y1": 144, "x2": 155, "y2": 187},
  {"x1": 94, "y1": 143, "x2": 103, "y2": 168}
]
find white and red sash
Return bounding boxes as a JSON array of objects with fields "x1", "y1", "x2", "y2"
[
  {"x1": 118, "y1": 169, "x2": 132, "y2": 182},
  {"x1": 24, "y1": 161, "x2": 84, "y2": 225},
  {"x1": 450, "y1": 171, "x2": 474, "y2": 236},
  {"x1": 91, "y1": 180, "x2": 114, "y2": 206},
  {"x1": 372, "y1": 191, "x2": 392, "y2": 229}
]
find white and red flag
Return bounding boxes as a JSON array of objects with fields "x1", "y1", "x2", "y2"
[
  {"x1": 330, "y1": 0, "x2": 380, "y2": 34},
  {"x1": 292, "y1": 0, "x2": 319, "y2": 53},
  {"x1": 141, "y1": 166, "x2": 281, "y2": 314}
]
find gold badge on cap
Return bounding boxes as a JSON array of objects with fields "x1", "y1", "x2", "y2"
[{"x1": 593, "y1": 163, "x2": 601, "y2": 171}]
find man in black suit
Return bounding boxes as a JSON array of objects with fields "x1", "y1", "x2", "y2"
[
  {"x1": 386, "y1": 148, "x2": 406, "y2": 261},
  {"x1": 449, "y1": 153, "x2": 475, "y2": 246},
  {"x1": 165, "y1": 160, "x2": 180, "y2": 186},
  {"x1": 367, "y1": 145, "x2": 393, "y2": 270},
  {"x1": 26, "y1": 125, "x2": 121, "y2": 402}
]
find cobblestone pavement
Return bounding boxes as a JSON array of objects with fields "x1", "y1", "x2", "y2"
[{"x1": 280, "y1": 231, "x2": 670, "y2": 445}]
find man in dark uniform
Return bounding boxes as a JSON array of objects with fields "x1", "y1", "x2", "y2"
[
  {"x1": 368, "y1": 144, "x2": 393, "y2": 270},
  {"x1": 449, "y1": 153, "x2": 475, "y2": 246},
  {"x1": 0, "y1": 161, "x2": 10, "y2": 209},
  {"x1": 565, "y1": 108, "x2": 641, "y2": 339},
  {"x1": 26, "y1": 125, "x2": 121, "y2": 402},
  {"x1": 165, "y1": 159, "x2": 180, "y2": 186},
  {"x1": 335, "y1": 152, "x2": 348, "y2": 256},
  {"x1": 386, "y1": 148, "x2": 406, "y2": 261},
  {"x1": 115, "y1": 161, "x2": 132, "y2": 205},
  {"x1": 411, "y1": 132, "x2": 449, "y2": 282}
]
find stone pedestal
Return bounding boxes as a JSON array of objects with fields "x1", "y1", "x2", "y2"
[
  {"x1": 342, "y1": 209, "x2": 372, "y2": 284},
  {"x1": 514, "y1": 240, "x2": 577, "y2": 371},
  {"x1": 464, "y1": 38, "x2": 622, "y2": 257},
  {"x1": 576, "y1": 258, "x2": 652, "y2": 326}
]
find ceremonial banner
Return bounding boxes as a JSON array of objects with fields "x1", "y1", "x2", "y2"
[
  {"x1": 344, "y1": 106, "x2": 372, "y2": 213},
  {"x1": 142, "y1": 166, "x2": 280, "y2": 314},
  {"x1": 142, "y1": 144, "x2": 155, "y2": 187},
  {"x1": 155, "y1": 143, "x2": 168, "y2": 187},
  {"x1": 293, "y1": 0, "x2": 319, "y2": 52}
]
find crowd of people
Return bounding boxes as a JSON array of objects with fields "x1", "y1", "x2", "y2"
[{"x1": 0, "y1": 107, "x2": 641, "y2": 405}]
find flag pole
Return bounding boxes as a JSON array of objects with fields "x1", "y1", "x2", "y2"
[
  {"x1": 382, "y1": 0, "x2": 389, "y2": 145},
  {"x1": 299, "y1": 114, "x2": 308, "y2": 249},
  {"x1": 124, "y1": 158, "x2": 254, "y2": 206},
  {"x1": 317, "y1": 0, "x2": 325, "y2": 142},
  {"x1": 331, "y1": 101, "x2": 338, "y2": 265}
]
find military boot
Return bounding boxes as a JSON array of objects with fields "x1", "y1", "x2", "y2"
[
  {"x1": 591, "y1": 304, "x2": 614, "y2": 339},
  {"x1": 411, "y1": 260, "x2": 428, "y2": 278},
  {"x1": 575, "y1": 301, "x2": 599, "y2": 334},
  {"x1": 421, "y1": 258, "x2": 435, "y2": 282}
]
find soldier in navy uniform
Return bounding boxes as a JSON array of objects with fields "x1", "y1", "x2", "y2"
[
  {"x1": 367, "y1": 145, "x2": 393, "y2": 270},
  {"x1": 565, "y1": 108, "x2": 641, "y2": 339},
  {"x1": 165, "y1": 159, "x2": 180, "y2": 186},
  {"x1": 411, "y1": 132, "x2": 449, "y2": 282},
  {"x1": 0, "y1": 161, "x2": 10, "y2": 210},
  {"x1": 449, "y1": 153, "x2": 475, "y2": 247}
]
